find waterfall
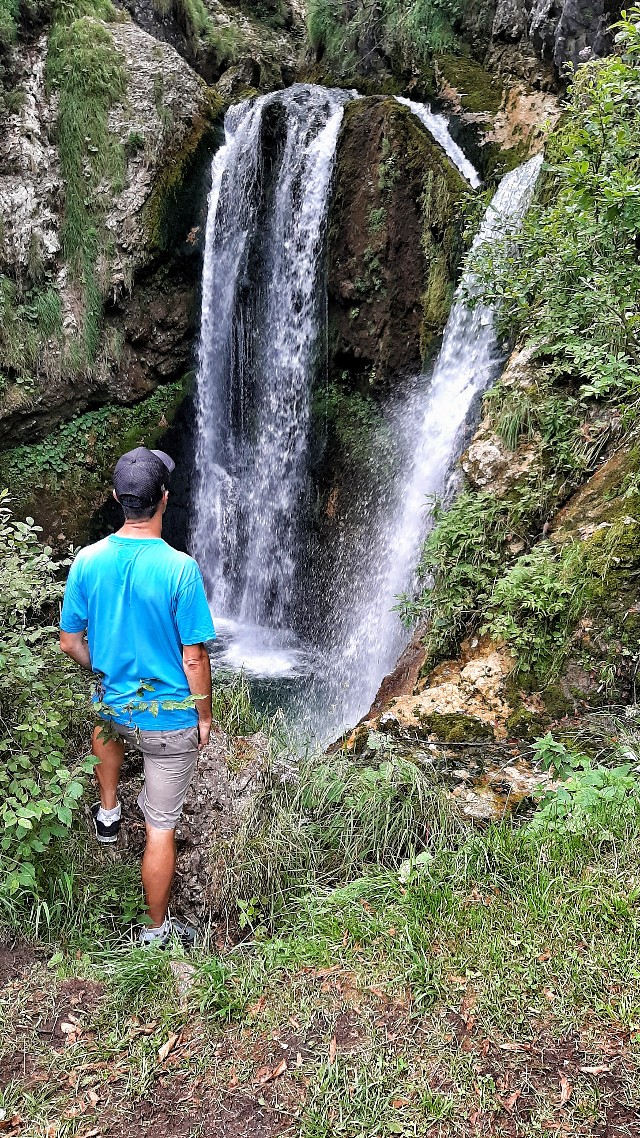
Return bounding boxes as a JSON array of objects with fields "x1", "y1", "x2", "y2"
[
  {"x1": 192, "y1": 80, "x2": 542, "y2": 745},
  {"x1": 318, "y1": 155, "x2": 544, "y2": 740},
  {"x1": 394, "y1": 96, "x2": 481, "y2": 188},
  {"x1": 193, "y1": 84, "x2": 352, "y2": 646}
]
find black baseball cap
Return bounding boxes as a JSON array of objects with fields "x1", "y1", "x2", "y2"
[{"x1": 113, "y1": 447, "x2": 175, "y2": 510}]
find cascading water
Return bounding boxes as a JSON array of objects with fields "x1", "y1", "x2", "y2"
[
  {"x1": 394, "y1": 96, "x2": 481, "y2": 188},
  {"x1": 320, "y1": 154, "x2": 544, "y2": 738},
  {"x1": 192, "y1": 82, "x2": 542, "y2": 745},
  {"x1": 193, "y1": 84, "x2": 352, "y2": 671}
]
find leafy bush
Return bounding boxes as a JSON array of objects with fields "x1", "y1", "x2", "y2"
[
  {"x1": 397, "y1": 492, "x2": 512, "y2": 665},
  {"x1": 0, "y1": 376, "x2": 188, "y2": 512},
  {"x1": 483, "y1": 541, "x2": 594, "y2": 678},
  {"x1": 528, "y1": 732, "x2": 640, "y2": 839},
  {"x1": 471, "y1": 11, "x2": 640, "y2": 402},
  {"x1": 0, "y1": 0, "x2": 17, "y2": 50},
  {"x1": 315, "y1": 380, "x2": 395, "y2": 473},
  {"x1": 0, "y1": 494, "x2": 92, "y2": 897}
]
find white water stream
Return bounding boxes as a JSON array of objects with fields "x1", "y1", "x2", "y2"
[{"x1": 192, "y1": 83, "x2": 542, "y2": 744}]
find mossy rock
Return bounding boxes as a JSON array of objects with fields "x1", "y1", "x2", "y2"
[
  {"x1": 435, "y1": 53, "x2": 503, "y2": 115},
  {"x1": 414, "y1": 710, "x2": 494, "y2": 743},
  {"x1": 505, "y1": 706, "x2": 546, "y2": 740},
  {"x1": 0, "y1": 376, "x2": 191, "y2": 544},
  {"x1": 540, "y1": 684, "x2": 573, "y2": 720},
  {"x1": 144, "y1": 89, "x2": 224, "y2": 254},
  {"x1": 327, "y1": 95, "x2": 471, "y2": 396}
]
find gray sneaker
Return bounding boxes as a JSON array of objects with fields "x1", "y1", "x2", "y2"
[{"x1": 139, "y1": 918, "x2": 196, "y2": 951}]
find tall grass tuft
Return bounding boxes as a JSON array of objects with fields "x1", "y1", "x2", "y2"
[
  {"x1": 220, "y1": 749, "x2": 464, "y2": 916},
  {"x1": 211, "y1": 669, "x2": 265, "y2": 737},
  {"x1": 307, "y1": 0, "x2": 461, "y2": 76},
  {"x1": 46, "y1": 5, "x2": 127, "y2": 369}
]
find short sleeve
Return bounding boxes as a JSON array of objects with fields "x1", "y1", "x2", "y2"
[
  {"x1": 60, "y1": 556, "x2": 89, "y2": 633},
  {"x1": 175, "y1": 562, "x2": 216, "y2": 645}
]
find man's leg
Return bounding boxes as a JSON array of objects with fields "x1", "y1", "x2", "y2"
[
  {"x1": 92, "y1": 725, "x2": 125, "y2": 810},
  {"x1": 141, "y1": 825, "x2": 176, "y2": 928}
]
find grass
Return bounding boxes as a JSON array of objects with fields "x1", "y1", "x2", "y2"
[
  {"x1": 0, "y1": 276, "x2": 63, "y2": 390},
  {"x1": 219, "y1": 746, "x2": 463, "y2": 922},
  {"x1": 307, "y1": 0, "x2": 462, "y2": 78},
  {"x1": 46, "y1": 1, "x2": 127, "y2": 370},
  {"x1": 211, "y1": 668, "x2": 265, "y2": 737},
  {"x1": 151, "y1": 0, "x2": 241, "y2": 61},
  {"x1": 0, "y1": 561, "x2": 639, "y2": 1138},
  {"x1": 1, "y1": 795, "x2": 640, "y2": 1134}
]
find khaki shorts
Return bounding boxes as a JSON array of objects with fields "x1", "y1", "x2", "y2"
[{"x1": 113, "y1": 723, "x2": 199, "y2": 831}]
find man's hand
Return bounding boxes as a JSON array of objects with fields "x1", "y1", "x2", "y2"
[
  {"x1": 198, "y1": 718, "x2": 212, "y2": 749},
  {"x1": 182, "y1": 643, "x2": 212, "y2": 749}
]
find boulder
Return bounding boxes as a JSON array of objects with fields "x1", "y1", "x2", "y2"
[
  {"x1": 327, "y1": 96, "x2": 471, "y2": 395},
  {"x1": 0, "y1": 17, "x2": 219, "y2": 448}
]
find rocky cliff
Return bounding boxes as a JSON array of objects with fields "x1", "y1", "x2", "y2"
[
  {"x1": 0, "y1": 0, "x2": 302, "y2": 542},
  {"x1": 327, "y1": 96, "x2": 471, "y2": 396}
]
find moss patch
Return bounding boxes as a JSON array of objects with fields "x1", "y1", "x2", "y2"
[
  {"x1": 46, "y1": 6, "x2": 128, "y2": 369},
  {"x1": 435, "y1": 53, "x2": 503, "y2": 115},
  {"x1": 414, "y1": 711, "x2": 494, "y2": 743},
  {"x1": 144, "y1": 89, "x2": 223, "y2": 253},
  {"x1": 0, "y1": 376, "x2": 191, "y2": 541}
]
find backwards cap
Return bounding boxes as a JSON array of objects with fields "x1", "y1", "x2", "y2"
[{"x1": 113, "y1": 447, "x2": 175, "y2": 510}]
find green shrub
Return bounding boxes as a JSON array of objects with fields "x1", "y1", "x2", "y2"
[
  {"x1": 397, "y1": 492, "x2": 512, "y2": 665},
  {"x1": 483, "y1": 541, "x2": 595, "y2": 678},
  {"x1": 483, "y1": 377, "x2": 585, "y2": 475},
  {"x1": 471, "y1": 11, "x2": 640, "y2": 402},
  {"x1": 528, "y1": 732, "x2": 640, "y2": 839},
  {"x1": 0, "y1": 494, "x2": 93, "y2": 898},
  {"x1": 0, "y1": 0, "x2": 17, "y2": 50}
]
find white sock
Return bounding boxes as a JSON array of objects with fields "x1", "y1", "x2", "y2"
[
  {"x1": 142, "y1": 916, "x2": 170, "y2": 941},
  {"x1": 97, "y1": 801, "x2": 121, "y2": 824}
]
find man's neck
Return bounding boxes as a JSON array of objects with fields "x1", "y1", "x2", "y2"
[{"x1": 117, "y1": 517, "x2": 163, "y2": 540}]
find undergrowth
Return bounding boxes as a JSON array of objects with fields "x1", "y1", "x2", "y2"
[
  {"x1": 308, "y1": 0, "x2": 463, "y2": 78},
  {"x1": 152, "y1": 0, "x2": 240, "y2": 62},
  {"x1": 0, "y1": 278, "x2": 63, "y2": 392},
  {"x1": 471, "y1": 10, "x2": 640, "y2": 404},
  {"x1": 220, "y1": 745, "x2": 464, "y2": 923},
  {"x1": 400, "y1": 19, "x2": 640, "y2": 683},
  {"x1": 0, "y1": 376, "x2": 188, "y2": 512},
  {"x1": 0, "y1": 494, "x2": 93, "y2": 900}
]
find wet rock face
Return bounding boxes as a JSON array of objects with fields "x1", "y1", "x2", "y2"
[
  {"x1": 470, "y1": 0, "x2": 622, "y2": 83},
  {"x1": 326, "y1": 96, "x2": 470, "y2": 395},
  {"x1": 0, "y1": 19, "x2": 216, "y2": 447},
  {"x1": 118, "y1": 0, "x2": 301, "y2": 88}
]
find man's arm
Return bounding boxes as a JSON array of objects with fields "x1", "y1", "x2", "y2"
[
  {"x1": 60, "y1": 630, "x2": 92, "y2": 670},
  {"x1": 182, "y1": 643, "x2": 212, "y2": 748}
]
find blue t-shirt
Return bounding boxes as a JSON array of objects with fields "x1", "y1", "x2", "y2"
[{"x1": 60, "y1": 535, "x2": 216, "y2": 730}]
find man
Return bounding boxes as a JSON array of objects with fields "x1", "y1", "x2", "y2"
[{"x1": 60, "y1": 447, "x2": 216, "y2": 948}]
